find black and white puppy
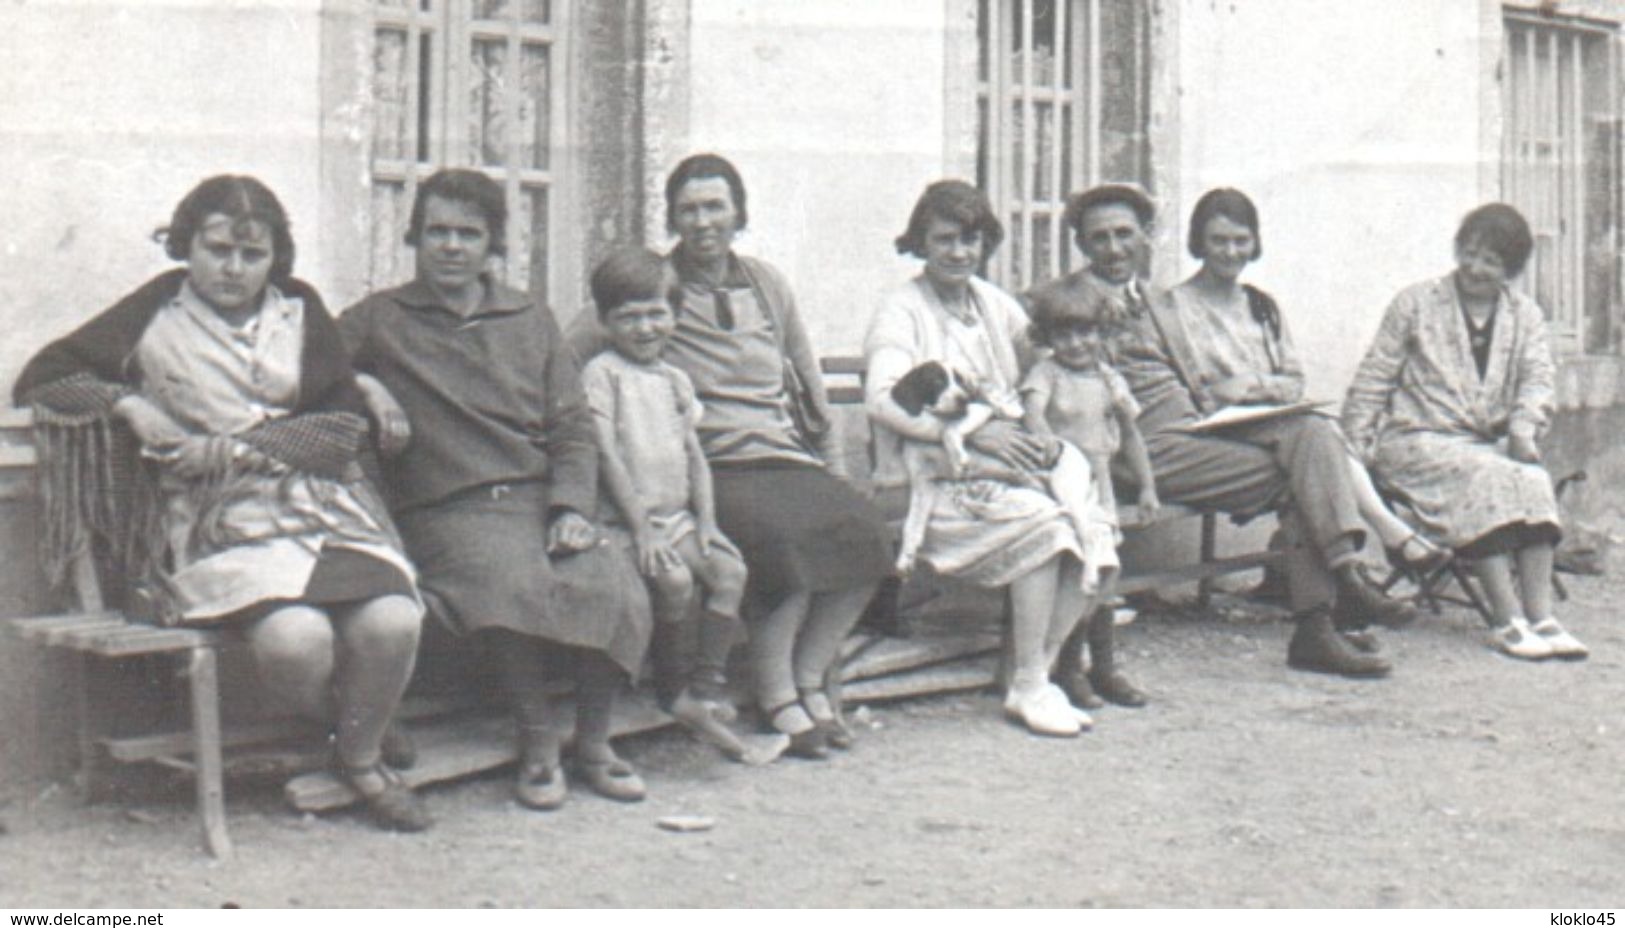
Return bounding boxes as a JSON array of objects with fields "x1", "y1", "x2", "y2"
[{"x1": 889, "y1": 361, "x2": 1027, "y2": 576}]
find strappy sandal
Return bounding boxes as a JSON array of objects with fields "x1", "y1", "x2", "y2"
[
  {"x1": 1388, "y1": 531, "x2": 1451, "y2": 573},
  {"x1": 574, "y1": 755, "x2": 647, "y2": 803},
  {"x1": 380, "y1": 721, "x2": 418, "y2": 770},
  {"x1": 799, "y1": 687, "x2": 855, "y2": 751},
  {"x1": 764, "y1": 701, "x2": 829, "y2": 760},
  {"x1": 342, "y1": 763, "x2": 432, "y2": 832}
]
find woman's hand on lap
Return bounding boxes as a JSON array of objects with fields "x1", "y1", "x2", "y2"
[
  {"x1": 967, "y1": 419, "x2": 1050, "y2": 472},
  {"x1": 1208, "y1": 375, "x2": 1256, "y2": 407},
  {"x1": 547, "y1": 510, "x2": 599, "y2": 555},
  {"x1": 1508, "y1": 432, "x2": 1542, "y2": 464},
  {"x1": 357, "y1": 375, "x2": 412, "y2": 456},
  {"x1": 1137, "y1": 486, "x2": 1161, "y2": 522},
  {"x1": 114, "y1": 395, "x2": 189, "y2": 449}
]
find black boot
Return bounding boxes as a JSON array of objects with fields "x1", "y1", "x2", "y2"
[
  {"x1": 1052, "y1": 623, "x2": 1105, "y2": 710},
  {"x1": 1086, "y1": 608, "x2": 1147, "y2": 707},
  {"x1": 1287, "y1": 606, "x2": 1391, "y2": 678},
  {"x1": 1329, "y1": 600, "x2": 1384, "y2": 654},
  {"x1": 1333, "y1": 563, "x2": 1418, "y2": 629}
]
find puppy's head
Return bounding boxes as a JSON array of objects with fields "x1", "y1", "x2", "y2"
[{"x1": 891, "y1": 361, "x2": 973, "y2": 419}]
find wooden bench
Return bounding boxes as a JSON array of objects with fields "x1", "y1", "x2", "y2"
[
  {"x1": 0, "y1": 407, "x2": 233, "y2": 855},
  {"x1": 0, "y1": 404, "x2": 1013, "y2": 855},
  {"x1": 819, "y1": 356, "x2": 1284, "y2": 607}
]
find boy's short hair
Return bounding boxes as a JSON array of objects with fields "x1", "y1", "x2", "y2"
[
  {"x1": 590, "y1": 246, "x2": 683, "y2": 318},
  {"x1": 1027, "y1": 287, "x2": 1109, "y2": 347}
]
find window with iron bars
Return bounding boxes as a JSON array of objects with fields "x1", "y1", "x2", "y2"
[
  {"x1": 1502, "y1": 7, "x2": 1621, "y2": 354},
  {"x1": 369, "y1": 0, "x2": 568, "y2": 302},
  {"x1": 976, "y1": 0, "x2": 1151, "y2": 291}
]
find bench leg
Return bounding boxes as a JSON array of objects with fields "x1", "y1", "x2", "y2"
[
  {"x1": 1197, "y1": 513, "x2": 1218, "y2": 610},
  {"x1": 71, "y1": 652, "x2": 117, "y2": 803},
  {"x1": 185, "y1": 646, "x2": 232, "y2": 859}
]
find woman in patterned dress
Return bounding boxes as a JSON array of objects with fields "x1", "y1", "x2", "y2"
[
  {"x1": 14, "y1": 175, "x2": 429, "y2": 830},
  {"x1": 1343, "y1": 203, "x2": 1587, "y2": 661}
]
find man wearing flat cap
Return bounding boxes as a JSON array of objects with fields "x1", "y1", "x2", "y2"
[{"x1": 1028, "y1": 184, "x2": 1406, "y2": 684}]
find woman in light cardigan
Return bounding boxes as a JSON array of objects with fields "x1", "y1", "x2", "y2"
[{"x1": 865, "y1": 180, "x2": 1106, "y2": 738}]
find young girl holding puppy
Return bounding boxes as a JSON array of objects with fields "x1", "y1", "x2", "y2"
[
  {"x1": 581, "y1": 248, "x2": 778, "y2": 763},
  {"x1": 1021, "y1": 288, "x2": 1160, "y2": 708}
]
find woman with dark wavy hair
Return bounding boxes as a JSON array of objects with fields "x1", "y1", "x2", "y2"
[
  {"x1": 14, "y1": 175, "x2": 429, "y2": 831},
  {"x1": 866, "y1": 180, "x2": 1111, "y2": 738}
]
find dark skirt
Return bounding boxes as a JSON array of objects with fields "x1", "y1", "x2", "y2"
[
  {"x1": 711, "y1": 460, "x2": 891, "y2": 605},
  {"x1": 1455, "y1": 519, "x2": 1563, "y2": 560},
  {"x1": 394, "y1": 482, "x2": 652, "y2": 677}
]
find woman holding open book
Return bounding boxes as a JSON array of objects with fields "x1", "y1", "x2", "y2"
[{"x1": 1155, "y1": 188, "x2": 1450, "y2": 614}]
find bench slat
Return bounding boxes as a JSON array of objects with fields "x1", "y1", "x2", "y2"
[
  {"x1": 1117, "y1": 550, "x2": 1282, "y2": 596},
  {"x1": 842, "y1": 656, "x2": 997, "y2": 704},
  {"x1": 8, "y1": 612, "x2": 129, "y2": 641},
  {"x1": 86, "y1": 626, "x2": 215, "y2": 657},
  {"x1": 41, "y1": 619, "x2": 138, "y2": 647},
  {"x1": 840, "y1": 633, "x2": 999, "y2": 683},
  {"x1": 819, "y1": 356, "x2": 866, "y2": 376}
]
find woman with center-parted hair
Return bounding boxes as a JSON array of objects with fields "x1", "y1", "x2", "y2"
[
  {"x1": 569, "y1": 153, "x2": 892, "y2": 760},
  {"x1": 340, "y1": 168, "x2": 653, "y2": 809},
  {"x1": 14, "y1": 175, "x2": 430, "y2": 832}
]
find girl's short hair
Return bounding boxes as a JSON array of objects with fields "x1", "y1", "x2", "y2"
[
  {"x1": 159, "y1": 175, "x2": 296, "y2": 285},
  {"x1": 405, "y1": 169, "x2": 508, "y2": 256},
  {"x1": 665, "y1": 153, "x2": 748, "y2": 234},
  {"x1": 1455, "y1": 202, "x2": 1534, "y2": 278},
  {"x1": 1187, "y1": 187, "x2": 1262, "y2": 260},
  {"x1": 893, "y1": 180, "x2": 1005, "y2": 259},
  {"x1": 590, "y1": 247, "x2": 682, "y2": 318},
  {"x1": 1027, "y1": 287, "x2": 1107, "y2": 348}
]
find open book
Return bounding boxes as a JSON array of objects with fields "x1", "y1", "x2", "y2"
[{"x1": 1176, "y1": 400, "x2": 1333, "y2": 434}]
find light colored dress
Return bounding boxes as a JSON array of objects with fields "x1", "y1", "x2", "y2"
[
  {"x1": 1019, "y1": 358, "x2": 1139, "y2": 515},
  {"x1": 582, "y1": 350, "x2": 707, "y2": 546},
  {"x1": 867, "y1": 275, "x2": 1112, "y2": 588},
  {"x1": 139, "y1": 283, "x2": 416, "y2": 621},
  {"x1": 1165, "y1": 283, "x2": 1304, "y2": 410},
  {"x1": 1342, "y1": 275, "x2": 1560, "y2": 548}
]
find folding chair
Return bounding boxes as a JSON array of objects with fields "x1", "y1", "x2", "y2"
[{"x1": 1371, "y1": 471, "x2": 1580, "y2": 626}]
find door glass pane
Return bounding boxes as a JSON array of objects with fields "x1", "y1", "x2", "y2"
[
  {"x1": 521, "y1": 43, "x2": 551, "y2": 170},
  {"x1": 470, "y1": 38, "x2": 509, "y2": 167},
  {"x1": 372, "y1": 29, "x2": 411, "y2": 161}
]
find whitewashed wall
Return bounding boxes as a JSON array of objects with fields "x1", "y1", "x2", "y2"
[
  {"x1": 0, "y1": 0, "x2": 327, "y2": 396},
  {"x1": 674, "y1": 0, "x2": 954, "y2": 355},
  {"x1": 1161, "y1": 0, "x2": 1495, "y2": 400}
]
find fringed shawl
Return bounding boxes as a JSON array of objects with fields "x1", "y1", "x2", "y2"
[{"x1": 13, "y1": 270, "x2": 380, "y2": 615}]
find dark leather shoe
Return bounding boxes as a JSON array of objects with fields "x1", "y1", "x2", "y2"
[
  {"x1": 1340, "y1": 629, "x2": 1382, "y2": 654},
  {"x1": 1334, "y1": 564, "x2": 1418, "y2": 629},
  {"x1": 1089, "y1": 669, "x2": 1149, "y2": 708},
  {"x1": 1055, "y1": 669, "x2": 1105, "y2": 710},
  {"x1": 1288, "y1": 608, "x2": 1391, "y2": 678}
]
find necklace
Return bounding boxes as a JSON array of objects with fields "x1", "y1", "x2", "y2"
[{"x1": 1461, "y1": 304, "x2": 1497, "y2": 355}]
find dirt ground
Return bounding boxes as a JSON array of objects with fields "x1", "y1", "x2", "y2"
[{"x1": 3, "y1": 568, "x2": 1623, "y2": 909}]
